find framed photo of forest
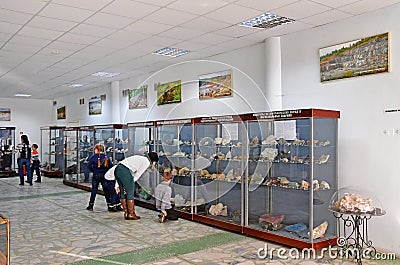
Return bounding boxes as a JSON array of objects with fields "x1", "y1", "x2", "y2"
[
  {"x1": 319, "y1": 32, "x2": 389, "y2": 82},
  {"x1": 157, "y1": 80, "x2": 182, "y2": 105}
]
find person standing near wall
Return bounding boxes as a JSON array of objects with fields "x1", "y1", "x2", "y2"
[
  {"x1": 17, "y1": 135, "x2": 32, "y2": 186},
  {"x1": 115, "y1": 152, "x2": 158, "y2": 220}
]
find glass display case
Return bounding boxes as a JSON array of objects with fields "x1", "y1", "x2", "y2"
[
  {"x1": 243, "y1": 109, "x2": 339, "y2": 249},
  {"x1": 191, "y1": 115, "x2": 246, "y2": 232},
  {"x1": 0, "y1": 127, "x2": 15, "y2": 177},
  {"x1": 40, "y1": 126, "x2": 65, "y2": 177},
  {"x1": 94, "y1": 124, "x2": 128, "y2": 164},
  {"x1": 63, "y1": 126, "x2": 94, "y2": 188},
  {"x1": 0, "y1": 213, "x2": 10, "y2": 265},
  {"x1": 156, "y1": 119, "x2": 193, "y2": 215},
  {"x1": 128, "y1": 121, "x2": 158, "y2": 206}
]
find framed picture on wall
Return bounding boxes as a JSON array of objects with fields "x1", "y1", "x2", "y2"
[
  {"x1": 89, "y1": 97, "x2": 102, "y2": 115},
  {"x1": 199, "y1": 70, "x2": 233, "y2": 100},
  {"x1": 0, "y1": 108, "x2": 11, "y2": 121},
  {"x1": 57, "y1": 106, "x2": 66, "y2": 120},
  {"x1": 129, "y1": 85, "x2": 148, "y2": 109},
  {"x1": 319, "y1": 32, "x2": 389, "y2": 82},
  {"x1": 157, "y1": 80, "x2": 182, "y2": 105}
]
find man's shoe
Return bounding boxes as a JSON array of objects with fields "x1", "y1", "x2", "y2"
[
  {"x1": 34, "y1": 180, "x2": 41, "y2": 183},
  {"x1": 19, "y1": 183, "x2": 24, "y2": 186},
  {"x1": 86, "y1": 204, "x2": 93, "y2": 211}
]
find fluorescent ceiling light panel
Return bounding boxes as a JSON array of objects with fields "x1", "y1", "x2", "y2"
[
  {"x1": 14, "y1": 93, "x2": 31, "y2": 97},
  {"x1": 153, "y1": 47, "x2": 191, "y2": 57},
  {"x1": 239, "y1": 13, "x2": 295, "y2": 29},
  {"x1": 91, "y1": 72, "x2": 121, "y2": 78},
  {"x1": 70, "y1": 84, "x2": 83, "y2": 88}
]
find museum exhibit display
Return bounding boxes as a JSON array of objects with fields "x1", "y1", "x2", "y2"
[
  {"x1": 0, "y1": 127, "x2": 15, "y2": 177},
  {"x1": 94, "y1": 124, "x2": 128, "y2": 164},
  {"x1": 40, "y1": 126, "x2": 65, "y2": 177}
]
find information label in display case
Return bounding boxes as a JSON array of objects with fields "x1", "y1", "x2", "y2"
[{"x1": 40, "y1": 126, "x2": 65, "y2": 177}]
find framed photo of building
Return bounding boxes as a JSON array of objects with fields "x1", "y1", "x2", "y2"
[
  {"x1": 89, "y1": 97, "x2": 102, "y2": 115},
  {"x1": 0, "y1": 108, "x2": 11, "y2": 121},
  {"x1": 319, "y1": 32, "x2": 389, "y2": 82},
  {"x1": 199, "y1": 70, "x2": 233, "y2": 100},
  {"x1": 157, "y1": 80, "x2": 182, "y2": 105},
  {"x1": 129, "y1": 85, "x2": 148, "y2": 109},
  {"x1": 57, "y1": 106, "x2": 66, "y2": 120}
]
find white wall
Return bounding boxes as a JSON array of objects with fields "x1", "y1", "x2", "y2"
[
  {"x1": 280, "y1": 3, "x2": 400, "y2": 254},
  {"x1": 54, "y1": 86, "x2": 112, "y2": 126},
  {"x1": 0, "y1": 98, "x2": 52, "y2": 146},
  {"x1": 119, "y1": 43, "x2": 266, "y2": 123}
]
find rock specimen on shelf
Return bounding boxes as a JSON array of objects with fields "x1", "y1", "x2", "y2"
[
  {"x1": 225, "y1": 150, "x2": 232, "y2": 159},
  {"x1": 250, "y1": 136, "x2": 259, "y2": 146},
  {"x1": 209, "y1": 203, "x2": 228, "y2": 216},
  {"x1": 178, "y1": 167, "x2": 190, "y2": 175},
  {"x1": 262, "y1": 135, "x2": 277, "y2": 145},
  {"x1": 334, "y1": 193, "x2": 375, "y2": 213},
  {"x1": 174, "y1": 194, "x2": 186, "y2": 207},
  {"x1": 214, "y1": 137, "x2": 223, "y2": 145},
  {"x1": 312, "y1": 221, "x2": 328, "y2": 239},
  {"x1": 312, "y1": 179, "x2": 319, "y2": 190},
  {"x1": 320, "y1": 180, "x2": 330, "y2": 190},
  {"x1": 260, "y1": 148, "x2": 278, "y2": 161},
  {"x1": 222, "y1": 138, "x2": 230, "y2": 145}
]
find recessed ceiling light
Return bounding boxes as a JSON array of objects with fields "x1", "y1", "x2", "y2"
[
  {"x1": 153, "y1": 47, "x2": 191, "y2": 58},
  {"x1": 239, "y1": 13, "x2": 295, "y2": 29},
  {"x1": 14, "y1": 93, "x2": 31, "y2": 97},
  {"x1": 91, "y1": 72, "x2": 121, "y2": 78},
  {"x1": 70, "y1": 84, "x2": 84, "y2": 88},
  {"x1": 51, "y1": 50, "x2": 60, "y2": 55}
]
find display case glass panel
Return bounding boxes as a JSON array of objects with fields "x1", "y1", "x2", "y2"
[
  {"x1": 63, "y1": 127, "x2": 79, "y2": 184},
  {"x1": 40, "y1": 126, "x2": 65, "y2": 177},
  {"x1": 0, "y1": 127, "x2": 15, "y2": 176},
  {"x1": 94, "y1": 124, "x2": 128, "y2": 164},
  {"x1": 78, "y1": 127, "x2": 94, "y2": 186},
  {"x1": 193, "y1": 115, "x2": 246, "y2": 227},
  {"x1": 128, "y1": 122, "x2": 159, "y2": 205},
  {"x1": 244, "y1": 109, "x2": 339, "y2": 248},
  {"x1": 156, "y1": 119, "x2": 193, "y2": 213}
]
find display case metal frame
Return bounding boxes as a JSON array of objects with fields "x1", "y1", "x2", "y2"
[
  {"x1": 40, "y1": 126, "x2": 65, "y2": 177},
  {"x1": 0, "y1": 127, "x2": 15, "y2": 178}
]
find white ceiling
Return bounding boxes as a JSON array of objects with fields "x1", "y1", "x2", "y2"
[{"x1": 1, "y1": 0, "x2": 399, "y2": 99}]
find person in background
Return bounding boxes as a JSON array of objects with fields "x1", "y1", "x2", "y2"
[
  {"x1": 86, "y1": 144, "x2": 113, "y2": 211},
  {"x1": 31, "y1": 144, "x2": 41, "y2": 183},
  {"x1": 114, "y1": 152, "x2": 159, "y2": 220},
  {"x1": 155, "y1": 171, "x2": 179, "y2": 223},
  {"x1": 17, "y1": 135, "x2": 32, "y2": 186}
]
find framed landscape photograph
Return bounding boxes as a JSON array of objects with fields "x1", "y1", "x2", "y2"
[
  {"x1": 157, "y1": 80, "x2": 182, "y2": 105},
  {"x1": 319, "y1": 32, "x2": 389, "y2": 82},
  {"x1": 199, "y1": 70, "x2": 233, "y2": 100},
  {"x1": 89, "y1": 97, "x2": 102, "y2": 115},
  {"x1": 0, "y1": 108, "x2": 11, "y2": 121},
  {"x1": 57, "y1": 106, "x2": 66, "y2": 120},
  {"x1": 129, "y1": 85, "x2": 148, "y2": 109}
]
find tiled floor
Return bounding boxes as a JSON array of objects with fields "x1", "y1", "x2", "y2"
[{"x1": 0, "y1": 177, "x2": 395, "y2": 265}]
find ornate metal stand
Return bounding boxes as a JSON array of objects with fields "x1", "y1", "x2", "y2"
[{"x1": 331, "y1": 209, "x2": 385, "y2": 265}]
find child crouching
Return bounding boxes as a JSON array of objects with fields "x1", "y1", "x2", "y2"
[{"x1": 155, "y1": 171, "x2": 178, "y2": 223}]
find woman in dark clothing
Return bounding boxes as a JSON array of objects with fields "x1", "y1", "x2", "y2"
[
  {"x1": 86, "y1": 144, "x2": 114, "y2": 211},
  {"x1": 17, "y1": 135, "x2": 32, "y2": 185}
]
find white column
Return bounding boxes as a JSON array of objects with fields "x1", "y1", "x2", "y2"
[
  {"x1": 265, "y1": 37, "x2": 283, "y2": 111},
  {"x1": 111, "y1": 81, "x2": 121, "y2": 124}
]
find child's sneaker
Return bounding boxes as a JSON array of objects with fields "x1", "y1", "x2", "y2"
[{"x1": 158, "y1": 212, "x2": 165, "y2": 223}]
